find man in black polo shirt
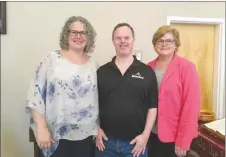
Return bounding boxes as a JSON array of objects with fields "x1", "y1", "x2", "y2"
[{"x1": 95, "y1": 23, "x2": 158, "y2": 157}]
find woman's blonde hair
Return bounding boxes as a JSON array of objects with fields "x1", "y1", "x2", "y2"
[
  {"x1": 152, "y1": 25, "x2": 181, "y2": 48},
  {"x1": 59, "y1": 16, "x2": 96, "y2": 54}
]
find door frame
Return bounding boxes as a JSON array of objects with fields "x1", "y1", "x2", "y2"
[{"x1": 167, "y1": 16, "x2": 225, "y2": 119}]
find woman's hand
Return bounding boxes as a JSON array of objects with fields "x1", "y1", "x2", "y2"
[
  {"x1": 96, "y1": 127, "x2": 108, "y2": 151},
  {"x1": 37, "y1": 126, "x2": 53, "y2": 149},
  {"x1": 175, "y1": 145, "x2": 187, "y2": 157}
]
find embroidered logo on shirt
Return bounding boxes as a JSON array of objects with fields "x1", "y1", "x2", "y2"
[{"x1": 132, "y1": 72, "x2": 144, "y2": 79}]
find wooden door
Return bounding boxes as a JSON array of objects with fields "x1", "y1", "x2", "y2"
[{"x1": 170, "y1": 23, "x2": 216, "y2": 112}]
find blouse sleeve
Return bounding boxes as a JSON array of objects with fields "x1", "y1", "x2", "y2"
[{"x1": 26, "y1": 53, "x2": 52, "y2": 116}]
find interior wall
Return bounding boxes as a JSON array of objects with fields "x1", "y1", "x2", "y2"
[{"x1": 1, "y1": 2, "x2": 225, "y2": 157}]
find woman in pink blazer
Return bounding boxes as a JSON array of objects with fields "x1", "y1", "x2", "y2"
[{"x1": 147, "y1": 25, "x2": 201, "y2": 157}]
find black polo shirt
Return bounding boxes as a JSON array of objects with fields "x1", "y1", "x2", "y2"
[{"x1": 97, "y1": 56, "x2": 158, "y2": 141}]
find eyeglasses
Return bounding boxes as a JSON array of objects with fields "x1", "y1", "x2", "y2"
[
  {"x1": 156, "y1": 39, "x2": 174, "y2": 45},
  {"x1": 68, "y1": 30, "x2": 87, "y2": 37}
]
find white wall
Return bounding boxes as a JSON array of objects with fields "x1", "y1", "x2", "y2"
[{"x1": 1, "y1": 2, "x2": 225, "y2": 157}]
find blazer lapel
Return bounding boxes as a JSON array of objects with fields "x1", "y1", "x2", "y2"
[
  {"x1": 149, "y1": 54, "x2": 180, "y2": 91},
  {"x1": 162, "y1": 55, "x2": 179, "y2": 84}
]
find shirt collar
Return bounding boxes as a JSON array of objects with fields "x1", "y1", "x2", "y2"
[{"x1": 109, "y1": 55, "x2": 141, "y2": 67}]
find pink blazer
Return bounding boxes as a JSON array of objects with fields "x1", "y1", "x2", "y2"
[{"x1": 147, "y1": 54, "x2": 201, "y2": 150}]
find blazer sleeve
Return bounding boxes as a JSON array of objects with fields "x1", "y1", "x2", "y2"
[{"x1": 175, "y1": 63, "x2": 201, "y2": 150}]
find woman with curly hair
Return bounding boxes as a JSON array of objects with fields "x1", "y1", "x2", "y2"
[{"x1": 26, "y1": 16, "x2": 98, "y2": 157}]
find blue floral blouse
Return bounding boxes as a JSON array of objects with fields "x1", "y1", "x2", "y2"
[{"x1": 25, "y1": 50, "x2": 99, "y2": 157}]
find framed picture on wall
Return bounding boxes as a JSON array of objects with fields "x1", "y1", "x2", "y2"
[{"x1": 0, "y1": 1, "x2": 6, "y2": 34}]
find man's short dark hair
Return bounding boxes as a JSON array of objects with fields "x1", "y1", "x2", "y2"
[{"x1": 112, "y1": 23, "x2": 135, "y2": 39}]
